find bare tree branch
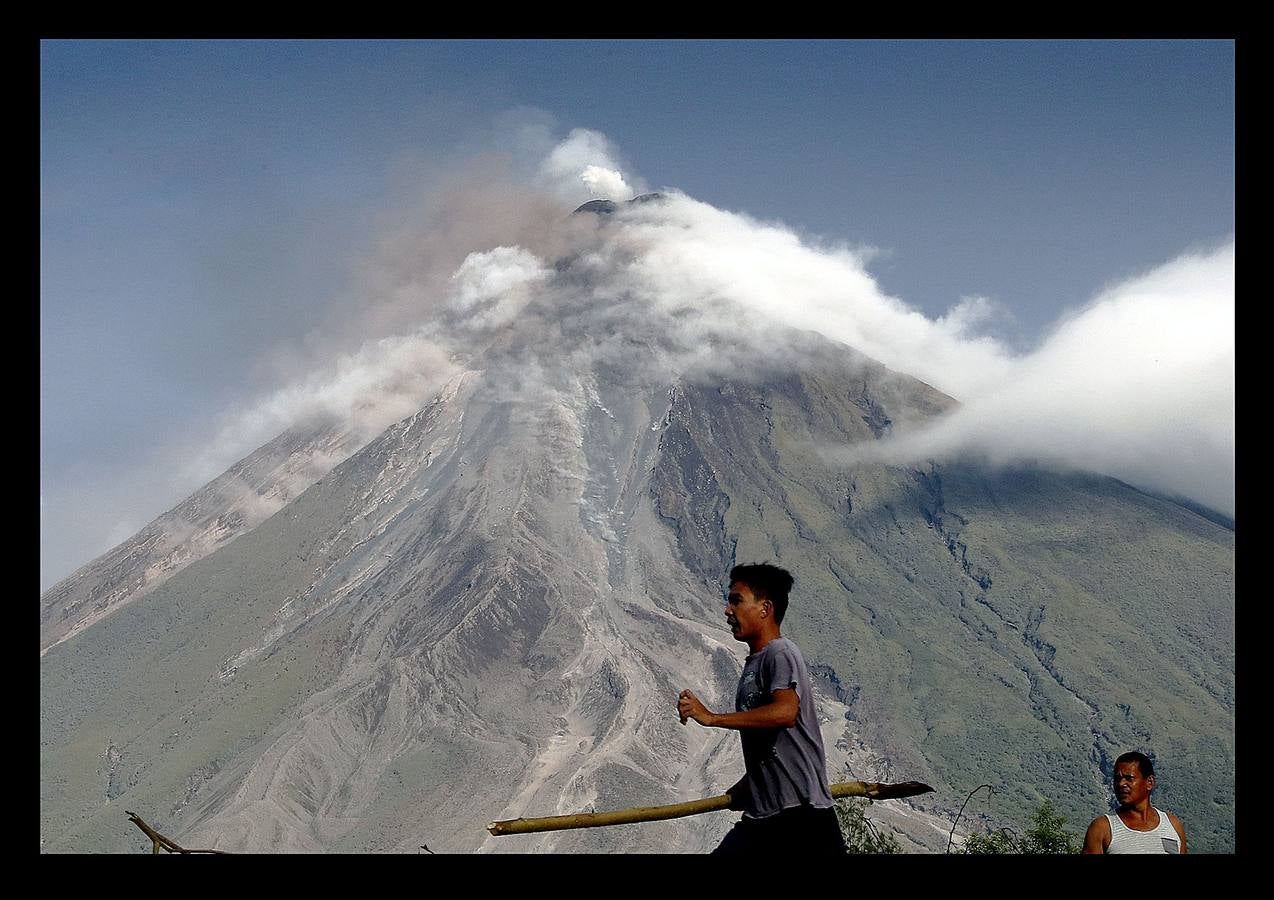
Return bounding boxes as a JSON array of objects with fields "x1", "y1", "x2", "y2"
[
  {"x1": 946, "y1": 784, "x2": 994, "y2": 854},
  {"x1": 125, "y1": 811, "x2": 228, "y2": 854}
]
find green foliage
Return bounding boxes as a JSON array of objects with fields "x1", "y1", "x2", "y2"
[
  {"x1": 835, "y1": 797, "x2": 902, "y2": 854},
  {"x1": 961, "y1": 800, "x2": 1080, "y2": 854},
  {"x1": 961, "y1": 829, "x2": 1019, "y2": 854}
]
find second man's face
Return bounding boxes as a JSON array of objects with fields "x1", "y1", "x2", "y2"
[{"x1": 1113, "y1": 762, "x2": 1154, "y2": 807}]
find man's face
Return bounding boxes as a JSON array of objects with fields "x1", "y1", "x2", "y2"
[
  {"x1": 725, "y1": 581, "x2": 770, "y2": 642},
  {"x1": 1113, "y1": 761, "x2": 1155, "y2": 807}
]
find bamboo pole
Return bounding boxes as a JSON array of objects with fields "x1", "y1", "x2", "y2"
[{"x1": 487, "y1": 779, "x2": 934, "y2": 836}]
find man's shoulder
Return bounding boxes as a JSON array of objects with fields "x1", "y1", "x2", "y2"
[
  {"x1": 763, "y1": 636, "x2": 804, "y2": 656},
  {"x1": 1082, "y1": 815, "x2": 1112, "y2": 853},
  {"x1": 761, "y1": 636, "x2": 807, "y2": 668}
]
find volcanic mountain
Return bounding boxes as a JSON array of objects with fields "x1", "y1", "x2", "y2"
[{"x1": 40, "y1": 196, "x2": 1234, "y2": 853}]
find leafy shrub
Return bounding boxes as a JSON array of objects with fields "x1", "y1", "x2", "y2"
[
  {"x1": 961, "y1": 800, "x2": 1080, "y2": 854},
  {"x1": 835, "y1": 797, "x2": 902, "y2": 854}
]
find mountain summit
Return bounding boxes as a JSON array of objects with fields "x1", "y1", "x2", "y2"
[{"x1": 573, "y1": 193, "x2": 665, "y2": 216}]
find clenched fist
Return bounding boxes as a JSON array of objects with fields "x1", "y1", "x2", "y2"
[{"x1": 678, "y1": 689, "x2": 715, "y2": 727}]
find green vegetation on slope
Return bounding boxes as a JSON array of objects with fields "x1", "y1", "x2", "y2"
[{"x1": 668, "y1": 367, "x2": 1234, "y2": 851}]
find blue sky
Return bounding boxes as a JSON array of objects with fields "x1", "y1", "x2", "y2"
[{"x1": 40, "y1": 39, "x2": 1235, "y2": 590}]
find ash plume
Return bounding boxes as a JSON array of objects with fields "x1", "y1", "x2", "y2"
[{"x1": 56, "y1": 119, "x2": 1236, "y2": 586}]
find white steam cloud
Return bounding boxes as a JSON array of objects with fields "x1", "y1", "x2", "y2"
[
  {"x1": 182, "y1": 330, "x2": 459, "y2": 489},
  {"x1": 447, "y1": 245, "x2": 550, "y2": 331},
  {"x1": 537, "y1": 128, "x2": 642, "y2": 203},
  {"x1": 580, "y1": 165, "x2": 633, "y2": 201},
  {"x1": 581, "y1": 194, "x2": 1018, "y2": 399}
]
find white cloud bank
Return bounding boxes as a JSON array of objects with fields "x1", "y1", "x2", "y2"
[{"x1": 856, "y1": 242, "x2": 1236, "y2": 517}]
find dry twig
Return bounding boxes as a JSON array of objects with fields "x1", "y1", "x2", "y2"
[
  {"x1": 125, "y1": 811, "x2": 228, "y2": 854},
  {"x1": 946, "y1": 784, "x2": 994, "y2": 853}
]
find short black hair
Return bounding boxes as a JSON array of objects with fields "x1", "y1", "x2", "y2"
[
  {"x1": 729, "y1": 563, "x2": 794, "y2": 624},
  {"x1": 1114, "y1": 751, "x2": 1155, "y2": 779}
]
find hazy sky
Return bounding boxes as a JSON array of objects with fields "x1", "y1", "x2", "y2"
[{"x1": 40, "y1": 39, "x2": 1235, "y2": 591}]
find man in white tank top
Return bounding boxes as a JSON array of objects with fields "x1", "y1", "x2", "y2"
[{"x1": 1082, "y1": 751, "x2": 1187, "y2": 854}]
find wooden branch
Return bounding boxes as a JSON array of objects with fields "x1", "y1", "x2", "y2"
[
  {"x1": 487, "y1": 779, "x2": 934, "y2": 836},
  {"x1": 125, "y1": 811, "x2": 229, "y2": 854}
]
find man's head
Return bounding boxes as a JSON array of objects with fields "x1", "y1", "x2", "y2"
[
  {"x1": 733, "y1": 558, "x2": 789, "y2": 627},
  {"x1": 1112, "y1": 751, "x2": 1156, "y2": 807}
]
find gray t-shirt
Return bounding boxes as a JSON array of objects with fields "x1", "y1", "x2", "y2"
[{"x1": 735, "y1": 636, "x2": 835, "y2": 819}]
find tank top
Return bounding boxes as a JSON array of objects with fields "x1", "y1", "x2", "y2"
[{"x1": 1105, "y1": 807, "x2": 1182, "y2": 854}]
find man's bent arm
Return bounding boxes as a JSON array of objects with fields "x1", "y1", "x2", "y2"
[
  {"x1": 1167, "y1": 812, "x2": 1187, "y2": 854},
  {"x1": 695, "y1": 689, "x2": 800, "y2": 730}
]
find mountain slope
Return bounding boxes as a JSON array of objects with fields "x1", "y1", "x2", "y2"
[
  {"x1": 41, "y1": 331, "x2": 1233, "y2": 852},
  {"x1": 40, "y1": 421, "x2": 362, "y2": 656},
  {"x1": 664, "y1": 369, "x2": 1233, "y2": 849}
]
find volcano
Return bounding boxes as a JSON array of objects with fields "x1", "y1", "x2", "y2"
[{"x1": 40, "y1": 195, "x2": 1234, "y2": 853}]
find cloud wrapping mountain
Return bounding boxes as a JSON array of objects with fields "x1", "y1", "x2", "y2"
[
  {"x1": 192, "y1": 127, "x2": 1233, "y2": 522},
  {"x1": 858, "y1": 243, "x2": 1235, "y2": 517}
]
